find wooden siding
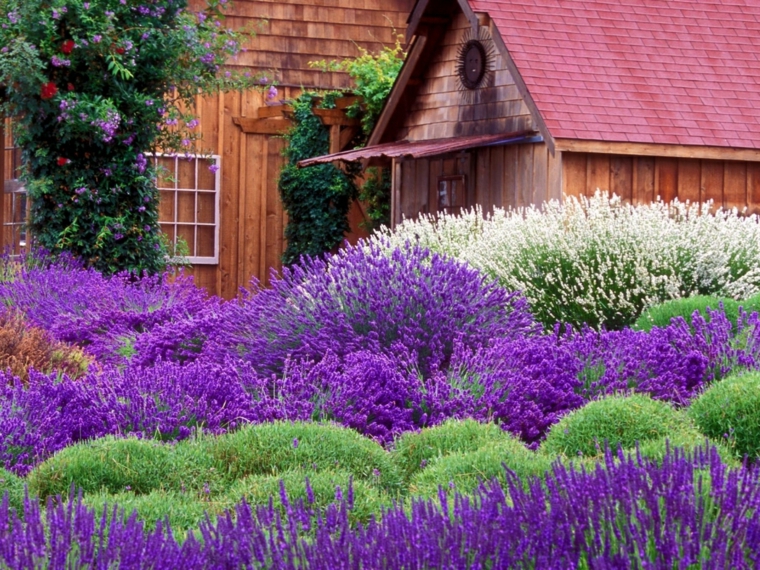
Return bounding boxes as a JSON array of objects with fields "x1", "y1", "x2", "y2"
[
  {"x1": 562, "y1": 152, "x2": 760, "y2": 213},
  {"x1": 190, "y1": 0, "x2": 414, "y2": 89},
  {"x1": 399, "y1": 13, "x2": 535, "y2": 141},
  {"x1": 395, "y1": 142, "x2": 559, "y2": 221}
]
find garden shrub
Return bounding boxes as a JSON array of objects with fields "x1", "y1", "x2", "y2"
[
  {"x1": 688, "y1": 371, "x2": 760, "y2": 461},
  {"x1": 633, "y1": 296, "x2": 740, "y2": 332},
  {"x1": 0, "y1": 310, "x2": 91, "y2": 382},
  {"x1": 541, "y1": 394, "x2": 695, "y2": 458},
  {"x1": 0, "y1": 468, "x2": 24, "y2": 513},
  {"x1": 407, "y1": 439, "x2": 556, "y2": 498},
  {"x1": 0, "y1": 0, "x2": 258, "y2": 274},
  {"x1": 0, "y1": 446, "x2": 753, "y2": 568},
  {"x1": 377, "y1": 194, "x2": 760, "y2": 330},
  {"x1": 28, "y1": 436, "x2": 224, "y2": 501},
  {"x1": 444, "y1": 336, "x2": 585, "y2": 446},
  {"x1": 392, "y1": 419, "x2": 510, "y2": 481},
  {"x1": 634, "y1": 433, "x2": 738, "y2": 467},
  {"x1": 207, "y1": 240, "x2": 535, "y2": 378},
  {"x1": 202, "y1": 422, "x2": 403, "y2": 494},
  {"x1": 83, "y1": 489, "x2": 221, "y2": 541},
  {"x1": 223, "y1": 470, "x2": 389, "y2": 525},
  {"x1": 279, "y1": 93, "x2": 359, "y2": 265},
  {"x1": 0, "y1": 256, "x2": 211, "y2": 363}
]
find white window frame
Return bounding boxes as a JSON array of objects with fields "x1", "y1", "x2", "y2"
[{"x1": 150, "y1": 153, "x2": 221, "y2": 265}]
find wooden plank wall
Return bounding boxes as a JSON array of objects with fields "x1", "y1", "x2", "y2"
[
  {"x1": 190, "y1": 0, "x2": 414, "y2": 90},
  {"x1": 562, "y1": 152, "x2": 760, "y2": 212},
  {"x1": 180, "y1": 87, "x2": 298, "y2": 299},
  {"x1": 399, "y1": 13, "x2": 535, "y2": 141},
  {"x1": 397, "y1": 142, "x2": 560, "y2": 220}
]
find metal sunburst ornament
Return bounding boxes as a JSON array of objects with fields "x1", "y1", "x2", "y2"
[{"x1": 456, "y1": 26, "x2": 495, "y2": 97}]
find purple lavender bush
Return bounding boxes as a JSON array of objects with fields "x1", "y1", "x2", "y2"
[
  {"x1": 1, "y1": 445, "x2": 759, "y2": 568},
  {"x1": 0, "y1": 361, "x2": 257, "y2": 475},
  {"x1": 203, "y1": 241, "x2": 536, "y2": 377},
  {"x1": 0, "y1": 251, "x2": 211, "y2": 364}
]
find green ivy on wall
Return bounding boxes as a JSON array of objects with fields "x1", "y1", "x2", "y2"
[{"x1": 279, "y1": 93, "x2": 358, "y2": 266}]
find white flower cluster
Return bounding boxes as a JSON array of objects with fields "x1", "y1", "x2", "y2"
[{"x1": 372, "y1": 193, "x2": 760, "y2": 329}]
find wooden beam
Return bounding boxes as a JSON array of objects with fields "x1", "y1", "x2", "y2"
[
  {"x1": 339, "y1": 127, "x2": 360, "y2": 151},
  {"x1": 256, "y1": 105, "x2": 291, "y2": 119},
  {"x1": 368, "y1": 34, "x2": 428, "y2": 147},
  {"x1": 555, "y1": 139, "x2": 760, "y2": 162},
  {"x1": 456, "y1": 0, "x2": 480, "y2": 35},
  {"x1": 232, "y1": 116, "x2": 292, "y2": 135},
  {"x1": 312, "y1": 108, "x2": 361, "y2": 127},
  {"x1": 335, "y1": 96, "x2": 360, "y2": 110},
  {"x1": 406, "y1": 0, "x2": 433, "y2": 44}
]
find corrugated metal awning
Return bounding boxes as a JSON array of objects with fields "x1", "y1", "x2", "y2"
[{"x1": 298, "y1": 130, "x2": 542, "y2": 167}]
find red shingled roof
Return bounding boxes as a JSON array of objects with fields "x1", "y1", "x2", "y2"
[{"x1": 471, "y1": 0, "x2": 760, "y2": 148}]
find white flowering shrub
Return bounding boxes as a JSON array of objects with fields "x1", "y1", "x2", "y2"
[{"x1": 373, "y1": 193, "x2": 760, "y2": 329}]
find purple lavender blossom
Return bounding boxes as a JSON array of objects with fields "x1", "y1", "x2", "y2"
[{"x1": 0, "y1": 445, "x2": 757, "y2": 567}]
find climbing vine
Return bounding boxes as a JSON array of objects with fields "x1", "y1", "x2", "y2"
[
  {"x1": 0, "y1": 0, "x2": 266, "y2": 274},
  {"x1": 278, "y1": 93, "x2": 359, "y2": 266},
  {"x1": 309, "y1": 37, "x2": 405, "y2": 232}
]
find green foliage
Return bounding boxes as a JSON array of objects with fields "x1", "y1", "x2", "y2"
[
  {"x1": 223, "y1": 469, "x2": 389, "y2": 525},
  {"x1": 0, "y1": 0, "x2": 263, "y2": 274},
  {"x1": 407, "y1": 439, "x2": 558, "y2": 498},
  {"x1": 0, "y1": 467, "x2": 24, "y2": 513},
  {"x1": 311, "y1": 37, "x2": 405, "y2": 136},
  {"x1": 634, "y1": 433, "x2": 738, "y2": 467},
  {"x1": 689, "y1": 371, "x2": 760, "y2": 461},
  {"x1": 27, "y1": 436, "x2": 224, "y2": 501},
  {"x1": 541, "y1": 394, "x2": 695, "y2": 458},
  {"x1": 279, "y1": 94, "x2": 358, "y2": 265},
  {"x1": 392, "y1": 419, "x2": 509, "y2": 482},
  {"x1": 83, "y1": 489, "x2": 220, "y2": 541},
  {"x1": 633, "y1": 295, "x2": 741, "y2": 332},
  {"x1": 359, "y1": 167, "x2": 391, "y2": 230},
  {"x1": 308, "y1": 39, "x2": 404, "y2": 235},
  {"x1": 203, "y1": 422, "x2": 403, "y2": 494}
]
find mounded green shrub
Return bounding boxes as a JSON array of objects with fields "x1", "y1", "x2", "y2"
[
  {"x1": 740, "y1": 292, "x2": 760, "y2": 317},
  {"x1": 634, "y1": 433, "x2": 738, "y2": 467},
  {"x1": 408, "y1": 439, "x2": 556, "y2": 498},
  {"x1": 0, "y1": 467, "x2": 24, "y2": 513},
  {"x1": 28, "y1": 435, "x2": 223, "y2": 501},
  {"x1": 202, "y1": 422, "x2": 403, "y2": 494},
  {"x1": 223, "y1": 469, "x2": 389, "y2": 525},
  {"x1": 633, "y1": 296, "x2": 741, "y2": 332},
  {"x1": 688, "y1": 371, "x2": 760, "y2": 461},
  {"x1": 83, "y1": 489, "x2": 221, "y2": 540},
  {"x1": 541, "y1": 394, "x2": 694, "y2": 458},
  {"x1": 392, "y1": 419, "x2": 510, "y2": 481}
]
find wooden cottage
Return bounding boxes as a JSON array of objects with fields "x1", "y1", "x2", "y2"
[
  {"x1": 303, "y1": 0, "x2": 760, "y2": 225},
  {"x1": 1, "y1": 0, "x2": 414, "y2": 298}
]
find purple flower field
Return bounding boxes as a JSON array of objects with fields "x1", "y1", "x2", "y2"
[
  {"x1": 2, "y1": 446, "x2": 759, "y2": 569},
  {"x1": 1, "y1": 245, "x2": 760, "y2": 566}
]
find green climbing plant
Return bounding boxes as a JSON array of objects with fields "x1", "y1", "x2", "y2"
[
  {"x1": 310, "y1": 37, "x2": 405, "y2": 231},
  {"x1": 278, "y1": 93, "x2": 359, "y2": 266}
]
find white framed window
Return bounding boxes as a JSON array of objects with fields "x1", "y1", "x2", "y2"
[{"x1": 151, "y1": 153, "x2": 221, "y2": 265}]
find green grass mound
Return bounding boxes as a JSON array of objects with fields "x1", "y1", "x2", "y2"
[
  {"x1": 83, "y1": 489, "x2": 223, "y2": 540},
  {"x1": 203, "y1": 422, "x2": 403, "y2": 494},
  {"x1": 541, "y1": 394, "x2": 693, "y2": 458},
  {"x1": 408, "y1": 438, "x2": 557, "y2": 498},
  {"x1": 0, "y1": 468, "x2": 24, "y2": 513},
  {"x1": 633, "y1": 295, "x2": 740, "y2": 332},
  {"x1": 28, "y1": 435, "x2": 223, "y2": 501},
  {"x1": 392, "y1": 419, "x2": 510, "y2": 481},
  {"x1": 223, "y1": 470, "x2": 389, "y2": 525},
  {"x1": 689, "y1": 371, "x2": 760, "y2": 461},
  {"x1": 634, "y1": 432, "x2": 738, "y2": 467}
]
